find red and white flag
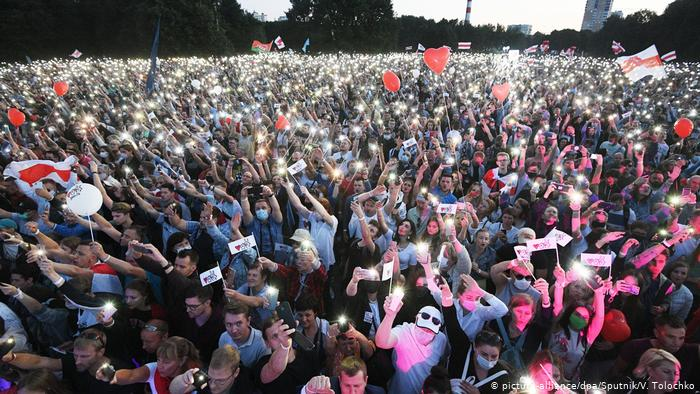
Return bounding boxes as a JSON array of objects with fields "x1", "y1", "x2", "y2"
[
  {"x1": 615, "y1": 45, "x2": 667, "y2": 83},
  {"x1": 69, "y1": 49, "x2": 82, "y2": 58},
  {"x1": 611, "y1": 41, "x2": 625, "y2": 55},
  {"x1": 540, "y1": 40, "x2": 550, "y2": 52},
  {"x1": 661, "y1": 51, "x2": 677, "y2": 62},
  {"x1": 274, "y1": 36, "x2": 285, "y2": 49},
  {"x1": 524, "y1": 45, "x2": 539, "y2": 54},
  {"x1": 458, "y1": 42, "x2": 471, "y2": 50},
  {"x1": 405, "y1": 45, "x2": 413, "y2": 51},
  {"x1": 3, "y1": 156, "x2": 78, "y2": 187},
  {"x1": 560, "y1": 46, "x2": 576, "y2": 58},
  {"x1": 417, "y1": 43, "x2": 426, "y2": 52}
]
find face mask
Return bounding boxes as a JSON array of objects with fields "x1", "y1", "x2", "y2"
[
  {"x1": 476, "y1": 354, "x2": 498, "y2": 370},
  {"x1": 513, "y1": 278, "x2": 531, "y2": 290},
  {"x1": 650, "y1": 180, "x2": 663, "y2": 188},
  {"x1": 461, "y1": 299, "x2": 478, "y2": 312},
  {"x1": 256, "y1": 209, "x2": 269, "y2": 221},
  {"x1": 119, "y1": 153, "x2": 127, "y2": 161},
  {"x1": 99, "y1": 173, "x2": 108, "y2": 181},
  {"x1": 413, "y1": 326, "x2": 436, "y2": 346},
  {"x1": 590, "y1": 221, "x2": 606, "y2": 229},
  {"x1": 569, "y1": 313, "x2": 588, "y2": 331},
  {"x1": 99, "y1": 151, "x2": 109, "y2": 159}
]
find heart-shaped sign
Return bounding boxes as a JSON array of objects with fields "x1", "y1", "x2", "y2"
[
  {"x1": 275, "y1": 115, "x2": 290, "y2": 130},
  {"x1": 423, "y1": 47, "x2": 451, "y2": 75},
  {"x1": 492, "y1": 82, "x2": 511, "y2": 103},
  {"x1": 235, "y1": 245, "x2": 241, "y2": 251}
]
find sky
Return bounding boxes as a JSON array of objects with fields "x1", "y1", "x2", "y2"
[{"x1": 238, "y1": 0, "x2": 674, "y2": 34}]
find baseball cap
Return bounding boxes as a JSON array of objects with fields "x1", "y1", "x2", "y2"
[
  {"x1": 416, "y1": 306, "x2": 442, "y2": 334},
  {"x1": 0, "y1": 219, "x2": 17, "y2": 231},
  {"x1": 290, "y1": 229, "x2": 313, "y2": 243}
]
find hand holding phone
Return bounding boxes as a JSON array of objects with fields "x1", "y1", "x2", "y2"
[
  {"x1": 192, "y1": 370, "x2": 209, "y2": 390},
  {"x1": 276, "y1": 302, "x2": 315, "y2": 351}
]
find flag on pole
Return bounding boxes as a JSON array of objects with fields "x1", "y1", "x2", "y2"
[
  {"x1": 145, "y1": 17, "x2": 160, "y2": 97},
  {"x1": 3, "y1": 156, "x2": 79, "y2": 187},
  {"x1": 612, "y1": 40, "x2": 626, "y2": 55},
  {"x1": 560, "y1": 46, "x2": 576, "y2": 58},
  {"x1": 539, "y1": 40, "x2": 550, "y2": 52},
  {"x1": 502, "y1": 46, "x2": 511, "y2": 52},
  {"x1": 251, "y1": 40, "x2": 273, "y2": 53},
  {"x1": 405, "y1": 45, "x2": 413, "y2": 51},
  {"x1": 302, "y1": 38, "x2": 310, "y2": 53},
  {"x1": 458, "y1": 42, "x2": 471, "y2": 50},
  {"x1": 524, "y1": 45, "x2": 539, "y2": 54},
  {"x1": 661, "y1": 51, "x2": 677, "y2": 62},
  {"x1": 69, "y1": 49, "x2": 82, "y2": 58},
  {"x1": 615, "y1": 45, "x2": 667, "y2": 83},
  {"x1": 417, "y1": 43, "x2": 426, "y2": 52},
  {"x1": 274, "y1": 36, "x2": 285, "y2": 49}
]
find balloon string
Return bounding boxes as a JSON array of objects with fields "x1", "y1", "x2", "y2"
[{"x1": 86, "y1": 215, "x2": 95, "y2": 242}]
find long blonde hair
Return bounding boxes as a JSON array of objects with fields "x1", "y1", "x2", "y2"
[{"x1": 632, "y1": 348, "x2": 680, "y2": 379}]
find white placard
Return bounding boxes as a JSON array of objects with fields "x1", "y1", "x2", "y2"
[
  {"x1": 402, "y1": 137, "x2": 417, "y2": 148},
  {"x1": 287, "y1": 159, "x2": 307, "y2": 175},
  {"x1": 382, "y1": 262, "x2": 393, "y2": 281},
  {"x1": 228, "y1": 235, "x2": 257, "y2": 255},
  {"x1": 526, "y1": 237, "x2": 558, "y2": 252},
  {"x1": 513, "y1": 245, "x2": 531, "y2": 263},
  {"x1": 581, "y1": 253, "x2": 612, "y2": 267},
  {"x1": 200, "y1": 265, "x2": 223, "y2": 286},
  {"x1": 436, "y1": 204, "x2": 457, "y2": 214},
  {"x1": 546, "y1": 228, "x2": 573, "y2": 247}
]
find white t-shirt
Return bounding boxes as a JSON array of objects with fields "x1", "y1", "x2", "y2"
[
  {"x1": 309, "y1": 212, "x2": 338, "y2": 269},
  {"x1": 389, "y1": 323, "x2": 447, "y2": 394}
]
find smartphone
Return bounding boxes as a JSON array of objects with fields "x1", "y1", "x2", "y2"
[
  {"x1": 99, "y1": 364, "x2": 116, "y2": 382},
  {"x1": 683, "y1": 188, "x2": 692, "y2": 197},
  {"x1": 249, "y1": 184, "x2": 263, "y2": 196},
  {"x1": 0, "y1": 337, "x2": 15, "y2": 358},
  {"x1": 276, "y1": 302, "x2": 315, "y2": 351},
  {"x1": 599, "y1": 202, "x2": 616, "y2": 210},
  {"x1": 620, "y1": 282, "x2": 640, "y2": 295},
  {"x1": 132, "y1": 244, "x2": 152, "y2": 254},
  {"x1": 590, "y1": 154, "x2": 598, "y2": 161},
  {"x1": 192, "y1": 370, "x2": 209, "y2": 390},
  {"x1": 552, "y1": 182, "x2": 570, "y2": 192},
  {"x1": 266, "y1": 287, "x2": 279, "y2": 311}
]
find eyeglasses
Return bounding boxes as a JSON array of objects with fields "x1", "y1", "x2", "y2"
[
  {"x1": 420, "y1": 312, "x2": 441, "y2": 326},
  {"x1": 209, "y1": 373, "x2": 235, "y2": 386},
  {"x1": 185, "y1": 302, "x2": 203, "y2": 310},
  {"x1": 514, "y1": 274, "x2": 533, "y2": 282}
]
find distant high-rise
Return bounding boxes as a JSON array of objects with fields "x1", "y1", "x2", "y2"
[
  {"x1": 581, "y1": 0, "x2": 614, "y2": 31},
  {"x1": 507, "y1": 24, "x2": 532, "y2": 35},
  {"x1": 464, "y1": 0, "x2": 473, "y2": 24}
]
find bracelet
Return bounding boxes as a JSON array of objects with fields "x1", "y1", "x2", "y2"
[
  {"x1": 9, "y1": 353, "x2": 16, "y2": 362},
  {"x1": 51, "y1": 276, "x2": 66, "y2": 288},
  {"x1": 12, "y1": 290, "x2": 23, "y2": 300},
  {"x1": 541, "y1": 301, "x2": 551, "y2": 308},
  {"x1": 280, "y1": 342, "x2": 291, "y2": 351},
  {"x1": 555, "y1": 282, "x2": 566, "y2": 289},
  {"x1": 100, "y1": 255, "x2": 112, "y2": 264}
]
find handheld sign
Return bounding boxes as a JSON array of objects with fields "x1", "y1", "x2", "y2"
[
  {"x1": 513, "y1": 245, "x2": 531, "y2": 263},
  {"x1": 546, "y1": 228, "x2": 573, "y2": 247},
  {"x1": 581, "y1": 253, "x2": 612, "y2": 267},
  {"x1": 228, "y1": 235, "x2": 257, "y2": 255},
  {"x1": 402, "y1": 138, "x2": 417, "y2": 149},
  {"x1": 287, "y1": 159, "x2": 307, "y2": 175},
  {"x1": 526, "y1": 237, "x2": 557, "y2": 252},
  {"x1": 382, "y1": 262, "x2": 393, "y2": 281},
  {"x1": 436, "y1": 204, "x2": 457, "y2": 214},
  {"x1": 200, "y1": 265, "x2": 223, "y2": 286}
]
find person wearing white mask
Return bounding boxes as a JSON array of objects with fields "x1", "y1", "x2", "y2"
[
  {"x1": 490, "y1": 258, "x2": 541, "y2": 305},
  {"x1": 375, "y1": 297, "x2": 447, "y2": 394}
]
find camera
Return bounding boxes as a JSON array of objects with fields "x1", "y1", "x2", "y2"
[
  {"x1": 249, "y1": 184, "x2": 263, "y2": 196},
  {"x1": 99, "y1": 364, "x2": 116, "y2": 382},
  {"x1": 192, "y1": 370, "x2": 209, "y2": 390}
]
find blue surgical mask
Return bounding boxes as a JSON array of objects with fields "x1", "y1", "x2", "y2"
[
  {"x1": 256, "y1": 209, "x2": 269, "y2": 221},
  {"x1": 476, "y1": 354, "x2": 497, "y2": 370}
]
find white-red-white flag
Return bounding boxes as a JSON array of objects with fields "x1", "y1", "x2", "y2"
[
  {"x1": 69, "y1": 49, "x2": 82, "y2": 58},
  {"x1": 540, "y1": 40, "x2": 550, "y2": 52},
  {"x1": 615, "y1": 45, "x2": 667, "y2": 83},
  {"x1": 274, "y1": 36, "x2": 285, "y2": 49},
  {"x1": 458, "y1": 42, "x2": 471, "y2": 50},
  {"x1": 611, "y1": 41, "x2": 625, "y2": 55},
  {"x1": 661, "y1": 51, "x2": 677, "y2": 62},
  {"x1": 524, "y1": 45, "x2": 539, "y2": 54},
  {"x1": 3, "y1": 156, "x2": 78, "y2": 187}
]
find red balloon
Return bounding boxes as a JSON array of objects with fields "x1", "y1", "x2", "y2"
[
  {"x1": 674, "y1": 117, "x2": 694, "y2": 139},
  {"x1": 492, "y1": 83, "x2": 511, "y2": 103},
  {"x1": 275, "y1": 115, "x2": 290, "y2": 130},
  {"x1": 602, "y1": 309, "x2": 631, "y2": 343},
  {"x1": 423, "y1": 47, "x2": 451, "y2": 75},
  {"x1": 53, "y1": 81, "x2": 69, "y2": 97},
  {"x1": 7, "y1": 108, "x2": 25, "y2": 127},
  {"x1": 382, "y1": 70, "x2": 401, "y2": 92}
]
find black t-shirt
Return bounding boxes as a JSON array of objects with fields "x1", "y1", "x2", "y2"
[
  {"x1": 61, "y1": 355, "x2": 137, "y2": 394},
  {"x1": 199, "y1": 365, "x2": 255, "y2": 394},
  {"x1": 253, "y1": 350, "x2": 319, "y2": 394}
]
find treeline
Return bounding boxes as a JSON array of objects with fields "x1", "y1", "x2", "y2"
[{"x1": 0, "y1": 0, "x2": 698, "y2": 62}]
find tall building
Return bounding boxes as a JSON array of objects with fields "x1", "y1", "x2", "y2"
[
  {"x1": 581, "y1": 0, "x2": 614, "y2": 31},
  {"x1": 464, "y1": 0, "x2": 473, "y2": 25},
  {"x1": 507, "y1": 24, "x2": 532, "y2": 35}
]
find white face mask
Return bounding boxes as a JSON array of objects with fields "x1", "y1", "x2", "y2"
[
  {"x1": 476, "y1": 354, "x2": 497, "y2": 370},
  {"x1": 513, "y1": 278, "x2": 531, "y2": 290},
  {"x1": 413, "y1": 326, "x2": 436, "y2": 346}
]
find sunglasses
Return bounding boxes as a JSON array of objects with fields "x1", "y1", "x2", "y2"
[
  {"x1": 79, "y1": 332, "x2": 105, "y2": 348},
  {"x1": 514, "y1": 274, "x2": 534, "y2": 282},
  {"x1": 420, "y1": 312, "x2": 441, "y2": 326},
  {"x1": 143, "y1": 324, "x2": 165, "y2": 333}
]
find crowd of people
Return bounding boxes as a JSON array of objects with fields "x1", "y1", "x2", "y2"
[{"x1": 0, "y1": 51, "x2": 698, "y2": 393}]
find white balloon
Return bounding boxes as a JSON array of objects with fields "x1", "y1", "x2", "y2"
[
  {"x1": 411, "y1": 69, "x2": 420, "y2": 78},
  {"x1": 191, "y1": 79, "x2": 201, "y2": 89},
  {"x1": 448, "y1": 67, "x2": 455, "y2": 74},
  {"x1": 212, "y1": 86, "x2": 223, "y2": 95},
  {"x1": 66, "y1": 183, "x2": 103, "y2": 216}
]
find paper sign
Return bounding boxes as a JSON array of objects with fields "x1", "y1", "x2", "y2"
[
  {"x1": 526, "y1": 237, "x2": 558, "y2": 252},
  {"x1": 402, "y1": 137, "x2": 417, "y2": 148},
  {"x1": 456, "y1": 202, "x2": 467, "y2": 211},
  {"x1": 581, "y1": 253, "x2": 612, "y2": 267},
  {"x1": 546, "y1": 228, "x2": 573, "y2": 247},
  {"x1": 382, "y1": 262, "x2": 393, "y2": 281},
  {"x1": 513, "y1": 245, "x2": 531, "y2": 263},
  {"x1": 228, "y1": 235, "x2": 257, "y2": 255},
  {"x1": 287, "y1": 159, "x2": 307, "y2": 175},
  {"x1": 436, "y1": 204, "x2": 457, "y2": 214},
  {"x1": 622, "y1": 111, "x2": 633, "y2": 119},
  {"x1": 200, "y1": 265, "x2": 223, "y2": 286}
]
